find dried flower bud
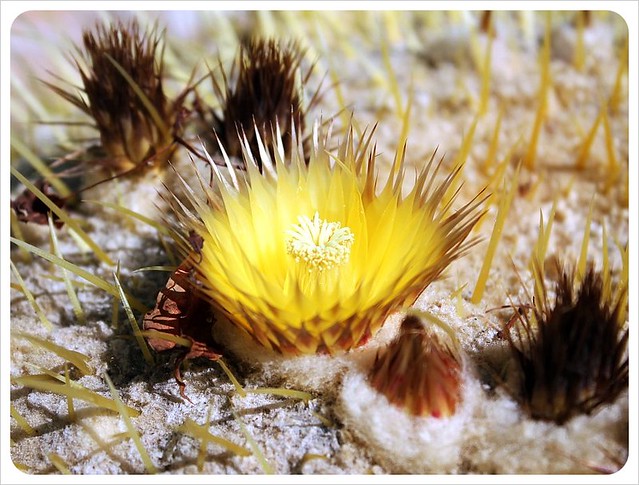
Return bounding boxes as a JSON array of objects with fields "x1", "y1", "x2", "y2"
[
  {"x1": 369, "y1": 315, "x2": 462, "y2": 418},
  {"x1": 506, "y1": 265, "x2": 628, "y2": 424},
  {"x1": 210, "y1": 38, "x2": 315, "y2": 168},
  {"x1": 82, "y1": 20, "x2": 176, "y2": 171},
  {"x1": 46, "y1": 19, "x2": 178, "y2": 173}
]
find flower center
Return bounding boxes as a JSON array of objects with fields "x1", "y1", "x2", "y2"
[{"x1": 286, "y1": 212, "x2": 354, "y2": 272}]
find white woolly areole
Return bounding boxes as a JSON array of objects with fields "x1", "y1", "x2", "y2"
[
  {"x1": 337, "y1": 361, "x2": 481, "y2": 474},
  {"x1": 463, "y1": 390, "x2": 629, "y2": 473}
]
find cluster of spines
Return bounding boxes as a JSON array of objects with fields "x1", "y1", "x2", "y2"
[
  {"x1": 208, "y1": 38, "x2": 317, "y2": 168},
  {"x1": 505, "y1": 261, "x2": 628, "y2": 425},
  {"x1": 44, "y1": 19, "x2": 179, "y2": 174}
]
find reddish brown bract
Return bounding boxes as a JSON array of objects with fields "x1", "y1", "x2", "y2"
[{"x1": 369, "y1": 315, "x2": 462, "y2": 418}]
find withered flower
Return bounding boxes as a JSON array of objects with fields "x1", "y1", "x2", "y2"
[
  {"x1": 142, "y1": 257, "x2": 221, "y2": 400},
  {"x1": 45, "y1": 19, "x2": 181, "y2": 174},
  {"x1": 369, "y1": 315, "x2": 463, "y2": 418},
  {"x1": 210, "y1": 38, "x2": 317, "y2": 168},
  {"x1": 506, "y1": 264, "x2": 628, "y2": 424},
  {"x1": 10, "y1": 179, "x2": 66, "y2": 227}
]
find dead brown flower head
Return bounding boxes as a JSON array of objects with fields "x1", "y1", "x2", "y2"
[
  {"x1": 210, "y1": 38, "x2": 316, "y2": 168},
  {"x1": 506, "y1": 264, "x2": 628, "y2": 424},
  {"x1": 369, "y1": 315, "x2": 463, "y2": 418},
  {"x1": 46, "y1": 19, "x2": 179, "y2": 173}
]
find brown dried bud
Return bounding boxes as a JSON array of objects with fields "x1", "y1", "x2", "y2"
[
  {"x1": 211, "y1": 38, "x2": 315, "y2": 169},
  {"x1": 369, "y1": 315, "x2": 462, "y2": 418},
  {"x1": 506, "y1": 265, "x2": 628, "y2": 424},
  {"x1": 45, "y1": 20, "x2": 178, "y2": 174},
  {"x1": 81, "y1": 20, "x2": 175, "y2": 171}
]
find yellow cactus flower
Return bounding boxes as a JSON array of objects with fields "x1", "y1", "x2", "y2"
[{"x1": 173, "y1": 121, "x2": 485, "y2": 355}]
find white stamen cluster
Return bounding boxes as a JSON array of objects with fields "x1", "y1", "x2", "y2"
[{"x1": 286, "y1": 212, "x2": 354, "y2": 272}]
